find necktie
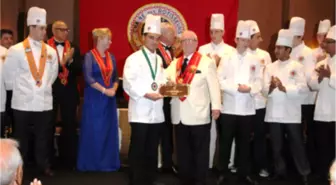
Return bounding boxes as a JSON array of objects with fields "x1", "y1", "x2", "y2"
[
  {"x1": 181, "y1": 58, "x2": 188, "y2": 73},
  {"x1": 164, "y1": 45, "x2": 172, "y2": 50},
  {"x1": 55, "y1": 41, "x2": 65, "y2": 47}
]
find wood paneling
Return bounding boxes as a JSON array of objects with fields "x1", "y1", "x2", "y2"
[
  {"x1": 289, "y1": 0, "x2": 335, "y2": 48},
  {"x1": 0, "y1": 0, "x2": 19, "y2": 42},
  {"x1": 238, "y1": 0, "x2": 283, "y2": 56}
]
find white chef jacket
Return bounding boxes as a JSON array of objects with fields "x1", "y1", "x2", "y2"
[
  {"x1": 309, "y1": 55, "x2": 336, "y2": 122},
  {"x1": 247, "y1": 48, "x2": 272, "y2": 109},
  {"x1": 123, "y1": 47, "x2": 166, "y2": 124},
  {"x1": 217, "y1": 49, "x2": 262, "y2": 116},
  {"x1": 290, "y1": 42, "x2": 317, "y2": 104},
  {"x1": 0, "y1": 46, "x2": 7, "y2": 112},
  {"x1": 3, "y1": 37, "x2": 58, "y2": 112},
  {"x1": 199, "y1": 41, "x2": 235, "y2": 59},
  {"x1": 263, "y1": 59, "x2": 308, "y2": 123}
]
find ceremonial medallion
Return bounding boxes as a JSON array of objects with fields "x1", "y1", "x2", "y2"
[
  {"x1": 151, "y1": 82, "x2": 158, "y2": 91},
  {"x1": 127, "y1": 3, "x2": 188, "y2": 57}
]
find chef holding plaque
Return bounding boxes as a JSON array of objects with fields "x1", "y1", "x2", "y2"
[
  {"x1": 164, "y1": 30, "x2": 221, "y2": 185},
  {"x1": 123, "y1": 14, "x2": 167, "y2": 185}
]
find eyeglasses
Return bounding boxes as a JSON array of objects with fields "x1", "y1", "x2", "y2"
[
  {"x1": 181, "y1": 39, "x2": 197, "y2": 43},
  {"x1": 55, "y1": 28, "x2": 70, "y2": 32}
]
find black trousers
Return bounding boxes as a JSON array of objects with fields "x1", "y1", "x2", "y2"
[
  {"x1": 128, "y1": 122, "x2": 163, "y2": 185},
  {"x1": 269, "y1": 123, "x2": 310, "y2": 176},
  {"x1": 315, "y1": 121, "x2": 335, "y2": 177},
  {"x1": 252, "y1": 108, "x2": 269, "y2": 171},
  {"x1": 218, "y1": 114, "x2": 253, "y2": 177},
  {"x1": 302, "y1": 104, "x2": 317, "y2": 171},
  {"x1": 13, "y1": 109, "x2": 53, "y2": 170},
  {"x1": 52, "y1": 94, "x2": 78, "y2": 167},
  {"x1": 1, "y1": 112, "x2": 5, "y2": 137},
  {"x1": 175, "y1": 123, "x2": 210, "y2": 185},
  {"x1": 5, "y1": 90, "x2": 13, "y2": 135},
  {"x1": 160, "y1": 97, "x2": 174, "y2": 169}
]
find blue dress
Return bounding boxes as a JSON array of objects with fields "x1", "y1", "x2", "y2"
[{"x1": 77, "y1": 51, "x2": 120, "y2": 171}]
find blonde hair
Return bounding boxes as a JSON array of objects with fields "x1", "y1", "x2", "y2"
[{"x1": 92, "y1": 28, "x2": 112, "y2": 44}]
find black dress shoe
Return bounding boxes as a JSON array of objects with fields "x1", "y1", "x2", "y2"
[
  {"x1": 268, "y1": 173, "x2": 287, "y2": 181},
  {"x1": 159, "y1": 167, "x2": 176, "y2": 174},
  {"x1": 216, "y1": 175, "x2": 227, "y2": 185},
  {"x1": 302, "y1": 175, "x2": 309, "y2": 185},
  {"x1": 152, "y1": 181, "x2": 165, "y2": 185},
  {"x1": 239, "y1": 176, "x2": 259, "y2": 185}
]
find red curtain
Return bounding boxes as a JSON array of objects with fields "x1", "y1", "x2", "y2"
[{"x1": 79, "y1": 0, "x2": 239, "y2": 75}]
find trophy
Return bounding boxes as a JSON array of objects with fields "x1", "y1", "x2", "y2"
[{"x1": 159, "y1": 78, "x2": 189, "y2": 97}]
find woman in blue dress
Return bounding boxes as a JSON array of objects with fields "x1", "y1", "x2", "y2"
[{"x1": 77, "y1": 28, "x2": 120, "y2": 171}]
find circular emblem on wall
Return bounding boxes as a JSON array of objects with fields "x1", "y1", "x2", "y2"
[{"x1": 127, "y1": 3, "x2": 188, "y2": 57}]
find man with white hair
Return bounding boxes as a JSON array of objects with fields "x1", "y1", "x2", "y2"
[
  {"x1": 309, "y1": 25, "x2": 336, "y2": 181},
  {"x1": 3, "y1": 6, "x2": 58, "y2": 176},
  {"x1": 216, "y1": 20, "x2": 261, "y2": 185},
  {"x1": 0, "y1": 139, "x2": 23, "y2": 185},
  {"x1": 313, "y1": 19, "x2": 331, "y2": 62},
  {"x1": 166, "y1": 30, "x2": 221, "y2": 185}
]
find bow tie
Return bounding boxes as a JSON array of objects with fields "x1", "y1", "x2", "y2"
[
  {"x1": 55, "y1": 41, "x2": 65, "y2": 47},
  {"x1": 164, "y1": 45, "x2": 172, "y2": 50}
]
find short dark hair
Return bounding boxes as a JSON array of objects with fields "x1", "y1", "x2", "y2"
[{"x1": 0, "y1": 29, "x2": 13, "y2": 38}]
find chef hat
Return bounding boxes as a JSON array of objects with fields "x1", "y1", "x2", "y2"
[
  {"x1": 236, "y1": 20, "x2": 250, "y2": 39},
  {"x1": 210, "y1": 14, "x2": 224, "y2": 30},
  {"x1": 317, "y1": 19, "x2": 331, "y2": 34},
  {"x1": 276, "y1": 29, "x2": 294, "y2": 47},
  {"x1": 144, "y1": 14, "x2": 161, "y2": 35},
  {"x1": 289, "y1": 17, "x2": 305, "y2": 36},
  {"x1": 27, "y1": 6, "x2": 47, "y2": 26},
  {"x1": 246, "y1": 20, "x2": 260, "y2": 35},
  {"x1": 326, "y1": 25, "x2": 336, "y2": 40}
]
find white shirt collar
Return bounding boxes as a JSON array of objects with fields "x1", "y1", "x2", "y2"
[
  {"x1": 211, "y1": 40, "x2": 224, "y2": 49},
  {"x1": 277, "y1": 58, "x2": 291, "y2": 66},
  {"x1": 184, "y1": 52, "x2": 194, "y2": 61},
  {"x1": 144, "y1": 46, "x2": 156, "y2": 55},
  {"x1": 292, "y1": 41, "x2": 305, "y2": 54},
  {"x1": 28, "y1": 37, "x2": 42, "y2": 48},
  {"x1": 160, "y1": 42, "x2": 167, "y2": 47},
  {"x1": 247, "y1": 48, "x2": 259, "y2": 54}
]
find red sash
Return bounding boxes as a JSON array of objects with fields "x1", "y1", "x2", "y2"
[
  {"x1": 47, "y1": 37, "x2": 70, "y2": 85},
  {"x1": 90, "y1": 48, "x2": 113, "y2": 87},
  {"x1": 176, "y1": 52, "x2": 202, "y2": 101},
  {"x1": 158, "y1": 43, "x2": 172, "y2": 66}
]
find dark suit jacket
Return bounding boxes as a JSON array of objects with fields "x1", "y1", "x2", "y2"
[{"x1": 52, "y1": 41, "x2": 82, "y2": 106}]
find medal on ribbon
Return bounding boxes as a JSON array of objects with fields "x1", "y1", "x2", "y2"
[{"x1": 142, "y1": 47, "x2": 158, "y2": 91}]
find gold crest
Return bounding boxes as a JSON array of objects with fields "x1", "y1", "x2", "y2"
[
  {"x1": 47, "y1": 54, "x2": 53, "y2": 60},
  {"x1": 189, "y1": 65, "x2": 197, "y2": 73}
]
